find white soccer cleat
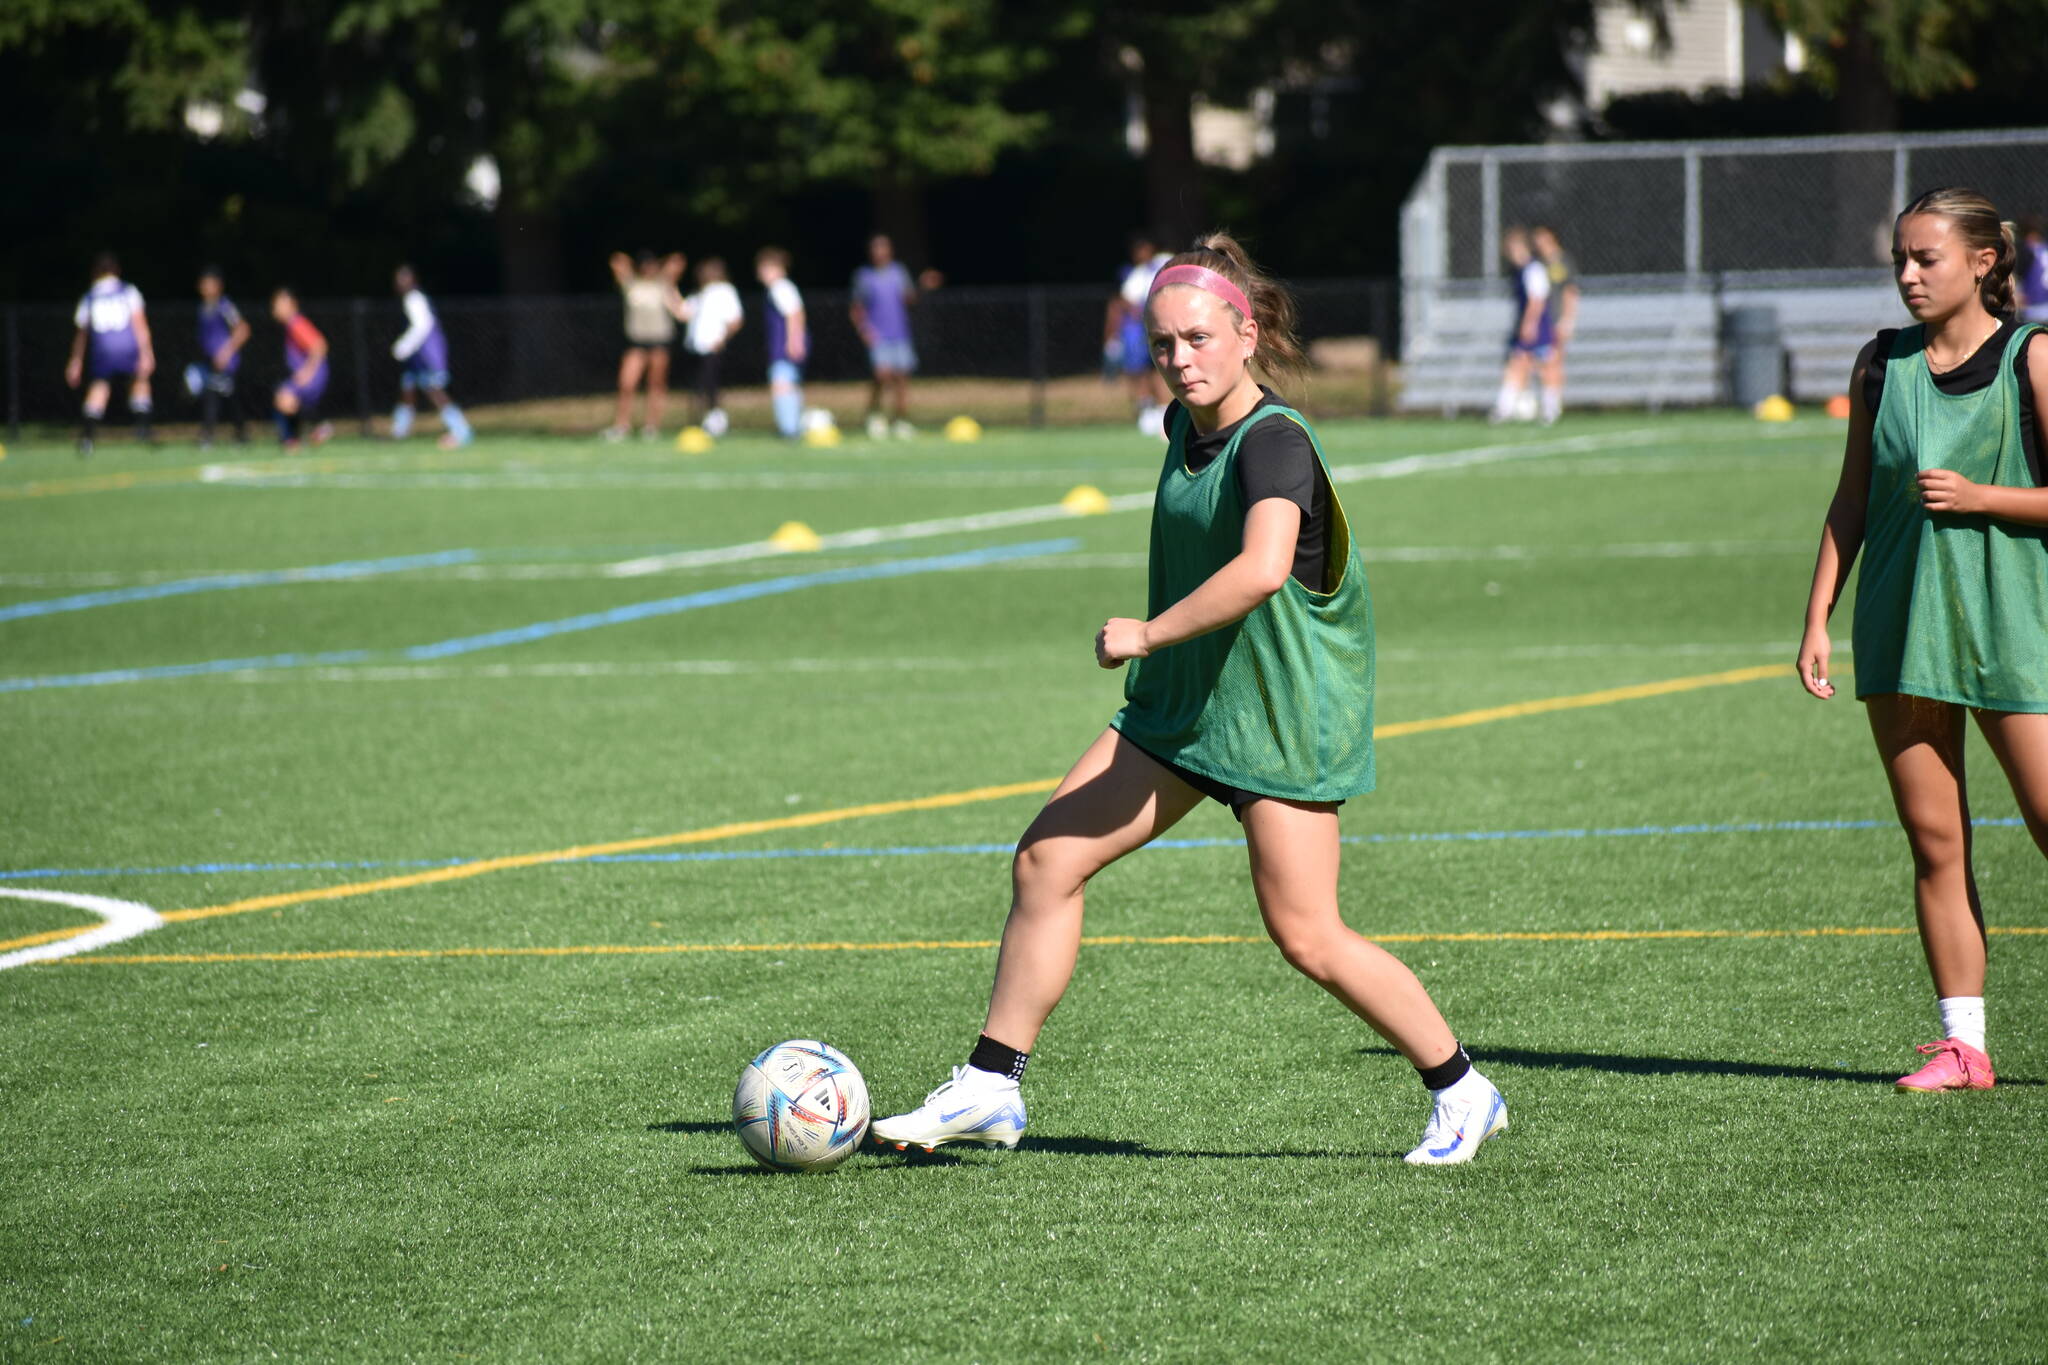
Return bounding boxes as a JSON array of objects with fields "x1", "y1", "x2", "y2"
[
  {"x1": 1404, "y1": 1071, "x2": 1508, "y2": 1166},
  {"x1": 866, "y1": 413, "x2": 889, "y2": 440},
  {"x1": 870, "y1": 1065, "x2": 1026, "y2": 1153}
]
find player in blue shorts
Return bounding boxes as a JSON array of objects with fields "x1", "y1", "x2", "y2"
[
  {"x1": 851, "y1": 234, "x2": 920, "y2": 439},
  {"x1": 186, "y1": 266, "x2": 251, "y2": 449},
  {"x1": 390, "y1": 265, "x2": 473, "y2": 449},
  {"x1": 1488, "y1": 227, "x2": 1555, "y2": 424},
  {"x1": 64, "y1": 253, "x2": 156, "y2": 456},
  {"x1": 756, "y1": 247, "x2": 808, "y2": 439},
  {"x1": 269, "y1": 287, "x2": 333, "y2": 453},
  {"x1": 1106, "y1": 232, "x2": 1172, "y2": 435}
]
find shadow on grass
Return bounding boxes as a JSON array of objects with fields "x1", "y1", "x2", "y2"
[
  {"x1": 1361, "y1": 1045, "x2": 2043, "y2": 1087},
  {"x1": 647, "y1": 1119, "x2": 733, "y2": 1135},
  {"x1": 653, "y1": 1120, "x2": 1400, "y2": 1171}
]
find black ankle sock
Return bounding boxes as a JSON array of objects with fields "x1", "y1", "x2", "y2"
[
  {"x1": 968, "y1": 1034, "x2": 1028, "y2": 1083},
  {"x1": 1416, "y1": 1044, "x2": 1472, "y2": 1092}
]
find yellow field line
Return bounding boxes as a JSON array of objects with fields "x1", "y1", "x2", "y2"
[
  {"x1": 4, "y1": 663, "x2": 1790, "y2": 952},
  {"x1": 0, "y1": 925, "x2": 98, "y2": 951},
  {"x1": 1373, "y1": 663, "x2": 1784, "y2": 738},
  {"x1": 54, "y1": 924, "x2": 2048, "y2": 966}
]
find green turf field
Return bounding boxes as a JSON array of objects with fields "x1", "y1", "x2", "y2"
[{"x1": 2, "y1": 414, "x2": 2043, "y2": 1361}]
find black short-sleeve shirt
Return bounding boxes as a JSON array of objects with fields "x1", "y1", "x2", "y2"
[{"x1": 1169, "y1": 389, "x2": 1332, "y2": 590}]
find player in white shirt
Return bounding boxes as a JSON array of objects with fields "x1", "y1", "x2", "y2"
[
  {"x1": 682, "y1": 257, "x2": 744, "y2": 437},
  {"x1": 1108, "y1": 233, "x2": 1173, "y2": 436},
  {"x1": 64, "y1": 252, "x2": 155, "y2": 456},
  {"x1": 389, "y1": 265, "x2": 472, "y2": 449},
  {"x1": 1489, "y1": 228, "x2": 1557, "y2": 424}
]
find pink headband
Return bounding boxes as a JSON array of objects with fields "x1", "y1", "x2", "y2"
[{"x1": 1148, "y1": 264, "x2": 1253, "y2": 321}]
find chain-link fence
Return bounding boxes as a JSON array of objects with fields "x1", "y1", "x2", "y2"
[
  {"x1": 1396, "y1": 128, "x2": 2048, "y2": 412},
  {"x1": 4, "y1": 278, "x2": 1399, "y2": 436}
]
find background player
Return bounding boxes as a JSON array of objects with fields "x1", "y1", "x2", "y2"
[
  {"x1": 269, "y1": 286, "x2": 333, "y2": 453},
  {"x1": 756, "y1": 246, "x2": 807, "y2": 439},
  {"x1": 390, "y1": 265, "x2": 472, "y2": 449},
  {"x1": 681, "y1": 256, "x2": 743, "y2": 437},
  {"x1": 606, "y1": 250, "x2": 687, "y2": 440},
  {"x1": 1488, "y1": 227, "x2": 1554, "y2": 424},
  {"x1": 187, "y1": 266, "x2": 250, "y2": 449},
  {"x1": 871, "y1": 233, "x2": 1508, "y2": 1167},
  {"x1": 1532, "y1": 225, "x2": 1578, "y2": 424},
  {"x1": 63, "y1": 252, "x2": 155, "y2": 456},
  {"x1": 2016, "y1": 216, "x2": 2048, "y2": 324},
  {"x1": 1106, "y1": 231, "x2": 1172, "y2": 435},
  {"x1": 1797, "y1": 186, "x2": 2048, "y2": 1092},
  {"x1": 850, "y1": 234, "x2": 919, "y2": 439}
]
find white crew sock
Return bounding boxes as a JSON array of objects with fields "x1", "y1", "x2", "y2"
[
  {"x1": 1539, "y1": 385, "x2": 1562, "y2": 423},
  {"x1": 1492, "y1": 380, "x2": 1521, "y2": 419},
  {"x1": 1938, "y1": 996, "x2": 1986, "y2": 1051}
]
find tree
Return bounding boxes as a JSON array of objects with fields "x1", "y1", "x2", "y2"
[{"x1": 1747, "y1": 0, "x2": 2013, "y2": 130}]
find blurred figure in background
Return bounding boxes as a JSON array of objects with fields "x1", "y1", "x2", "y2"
[
  {"x1": 391, "y1": 265, "x2": 472, "y2": 449},
  {"x1": 2017, "y1": 216, "x2": 2048, "y2": 324},
  {"x1": 682, "y1": 256, "x2": 744, "y2": 437},
  {"x1": 757, "y1": 246, "x2": 808, "y2": 439},
  {"x1": 269, "y1": 286, "x2": 332, "y2": 453},
  {"x1": 1488, "y1": 227, "x2": 1554, "y2": 425},
  {"x1": 187, "y1": 266, "x2": 250, "y2": 449},
  {"x1": 1107, "y1": 231, "x2": 1172, "y2": 436},
  {"x1": 1531, "y1": 225, "x2": 1577, "y2": 425},
  {"x1": 64, "y1": 252, "x2": 155, "y2": 456},
  {"x1": 851, "y1": 234, "x2": 919, "y2": 439},
  {"x1": 607, "y1": 250, "x2": 687, "y2": 440}
]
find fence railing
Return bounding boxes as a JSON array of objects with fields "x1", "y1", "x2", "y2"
[{"x1": 3, "y1": 278, "x2": 1401, "y2": 435}]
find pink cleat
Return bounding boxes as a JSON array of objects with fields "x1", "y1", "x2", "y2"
[{"x1": 1895, "y1": 1039, "x2": 1995, "y2": 1092}]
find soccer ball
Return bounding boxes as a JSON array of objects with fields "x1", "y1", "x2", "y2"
[
  {"x1": 732, "y1": 1040, "x2": 869, "y2": 1172},
  {"x1": 702, "y1": 406, "x2": 730, "y2": 438}
]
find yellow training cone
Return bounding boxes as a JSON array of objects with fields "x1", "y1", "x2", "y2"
[
  {"x1": 1753, "y1": 394, "x2": 1795, "y2": 422},
  {"x1": 944, "y1": 415, "x2": 982, "y2": 442},
  {"x1": 675, "y1": 426, "x2": 714, "y2": 454},
  {"x1": 802, "y1": 423, "x2": 842, "y2": 448},
  {"x1": 770, "y1": 520, "x2": 823, "y2": 552},
  {"x1": 1062, "y1": 484, "x2": 1111, "y2": 516}
]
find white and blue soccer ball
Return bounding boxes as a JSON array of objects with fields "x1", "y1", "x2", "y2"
[{"x1": 733, "y1": 1039, "x2": 869, "y2": 1172}]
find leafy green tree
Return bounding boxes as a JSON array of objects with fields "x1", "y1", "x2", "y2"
[{"x1": 1747, "y1": 0, "x2": 2027, "y2": 129}]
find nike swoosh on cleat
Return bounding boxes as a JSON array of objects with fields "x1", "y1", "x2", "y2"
[
  {"x1": 1426, "y1": 1128, "x2": 1466, "y2": 1159},
  {"x1": 938, "y1": 1106, "x2": 980, "y2": 1123}
]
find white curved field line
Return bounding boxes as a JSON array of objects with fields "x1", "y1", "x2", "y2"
[{"x1": 0, "y1": 888, "x2": 164, "y2": 969}]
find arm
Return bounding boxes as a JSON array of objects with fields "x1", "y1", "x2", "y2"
[
  {"x1": 1917, "y1": 333, "x2": 2048, "y2": 527},
  {"x1": 65, "y1": 325, "x2": 85, "y2": 388},
  {"x1": 1096, "y1": 499, "x2": 1300, "y2": 667},
  {"x1": 295, "y1": 326, "x2": 328, "y2": 389},
  {"x1": 661, "y1": 253, "x2": 687, "y2": 284},
  {"x1": 608, "y1": 253, "x2": 634, "y2": 289},
  {"x1": 1557, "y1": 283, "x2": 1580, "y2": 342},
  {"x1": 1797, "y1": 341, "x2": 1879, "y2": 699},
  {"x1": 391, "y1": 292, "x2": 433, "y2": 360},
  {"x1": 664, "y1": 285, "x2": 692, "y2": 324},
  {"x1": 787, "y1": 308, "x2": 807, "y2": 363},
  {"x1": 132, "y1": 307, "x2": 154, "y2": 377},
  {"x1": 1517, "y1": 292, "x2": 1546, "y2": 345},
  {"x1": 849, "y1": 291, "x2": 871, "y2": 345},
  {"x1": 219, "y1": 313, "x2": 252, "y2": 369}
]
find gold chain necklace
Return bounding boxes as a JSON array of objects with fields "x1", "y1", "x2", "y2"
[{"x1": 1926, "y1": 318, "x2": 2002, "y2": 376}]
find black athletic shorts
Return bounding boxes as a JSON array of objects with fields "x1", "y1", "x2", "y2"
[{"x1": 1123, "y1": 736, "x2": 1341, "y2": 823}]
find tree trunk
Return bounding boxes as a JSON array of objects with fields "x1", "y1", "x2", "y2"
[
  {"x1": 871, "y1": 172, "x2": 931, "y2": 272},
  {"x1": 1830, "y1": 10, "x2": 1897, "y2": 132},
  {"x1": 1141, "y1": 66, "x2": 1204, "y2": 247}
]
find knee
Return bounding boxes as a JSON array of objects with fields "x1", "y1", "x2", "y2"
[
  {"x1": 1901, "y1": 817, "x2": 1969, "y2": 878},
  {"x1": 1011, "y1": 839, "x2": 1089, "y2": 903},
  {"x1": 1267, "y1": 918, "x2": 1344, "y2": 985}
]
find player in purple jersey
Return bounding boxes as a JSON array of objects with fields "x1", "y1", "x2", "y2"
[
  {"x1": 756, "y1": 246, "x2": 808, "y2": 438},
  {"x1": 270, "y1": 287, "x2": 334, "y2": 453},
  {"x1": 186, "y1": 266, "x2": 251, "y2": 448},
  {"x1": 390, "y1": 265, "x2": 473, "y2": 449},
  {"x1": 851, "y1": 234, "x2": 920, "y2": 438},
  {"x1": 63, "y1": 252, "x2": 156, "y2": 456},
  {"x1": 2017, "y1": 216, "x2": 2048, "y2": 324}
]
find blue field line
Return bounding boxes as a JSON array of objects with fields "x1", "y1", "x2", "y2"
[
  {"x1": 0, "y1": 537, "x2": 1079, "y2": 691},
  {"x1": 0, "y1": 549, "x2": 479, "y2": 625},
  {"x1": 403, "y1": 537, "x2": 1082, "y2": 660},
  {"x1": 1, "y1": 817, "x2": 2026, "y2": 882}
]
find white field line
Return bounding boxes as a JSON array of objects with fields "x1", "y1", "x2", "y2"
[
  {"x1": 190, "y1": 640, "x2": 1838, "y2": 685},
  {"x1": 0, "y1": 888, "x2": 163, "y2": 969},
  {"x1": 605, "y1": 428, "x2": 1674, "y2": 579}
]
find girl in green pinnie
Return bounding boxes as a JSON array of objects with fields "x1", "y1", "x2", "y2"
[
  {"x1": 872, "y1": 234, "x2": 1506, "y2": 1165},
  {"x1": 1800, "y1": 188, "x2": 2048, "y2": 1093}
]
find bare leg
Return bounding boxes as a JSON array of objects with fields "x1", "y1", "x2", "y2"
[
  {"x1": 1973, "y1": 709, "x2": 2048, "y2": 859},
  {"x1": 644, "y1": 348, "x2": 669, "y2": 431},
  {"x1": 1867, "y1": 694, "x2": 1984, "y2": 997},
  {"x1": 889, "y1": 371, "x2": 910, "y2": 421},
  {"x1": 982, "y1": 730, "x2": 1205, "y2": 1051},
  {"x1": 615, "y1": 349, "x2": 646, "y2": 430},
  {"x1": 1241, "y1": 798, "x2": 1460, "y2": 1068}
]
